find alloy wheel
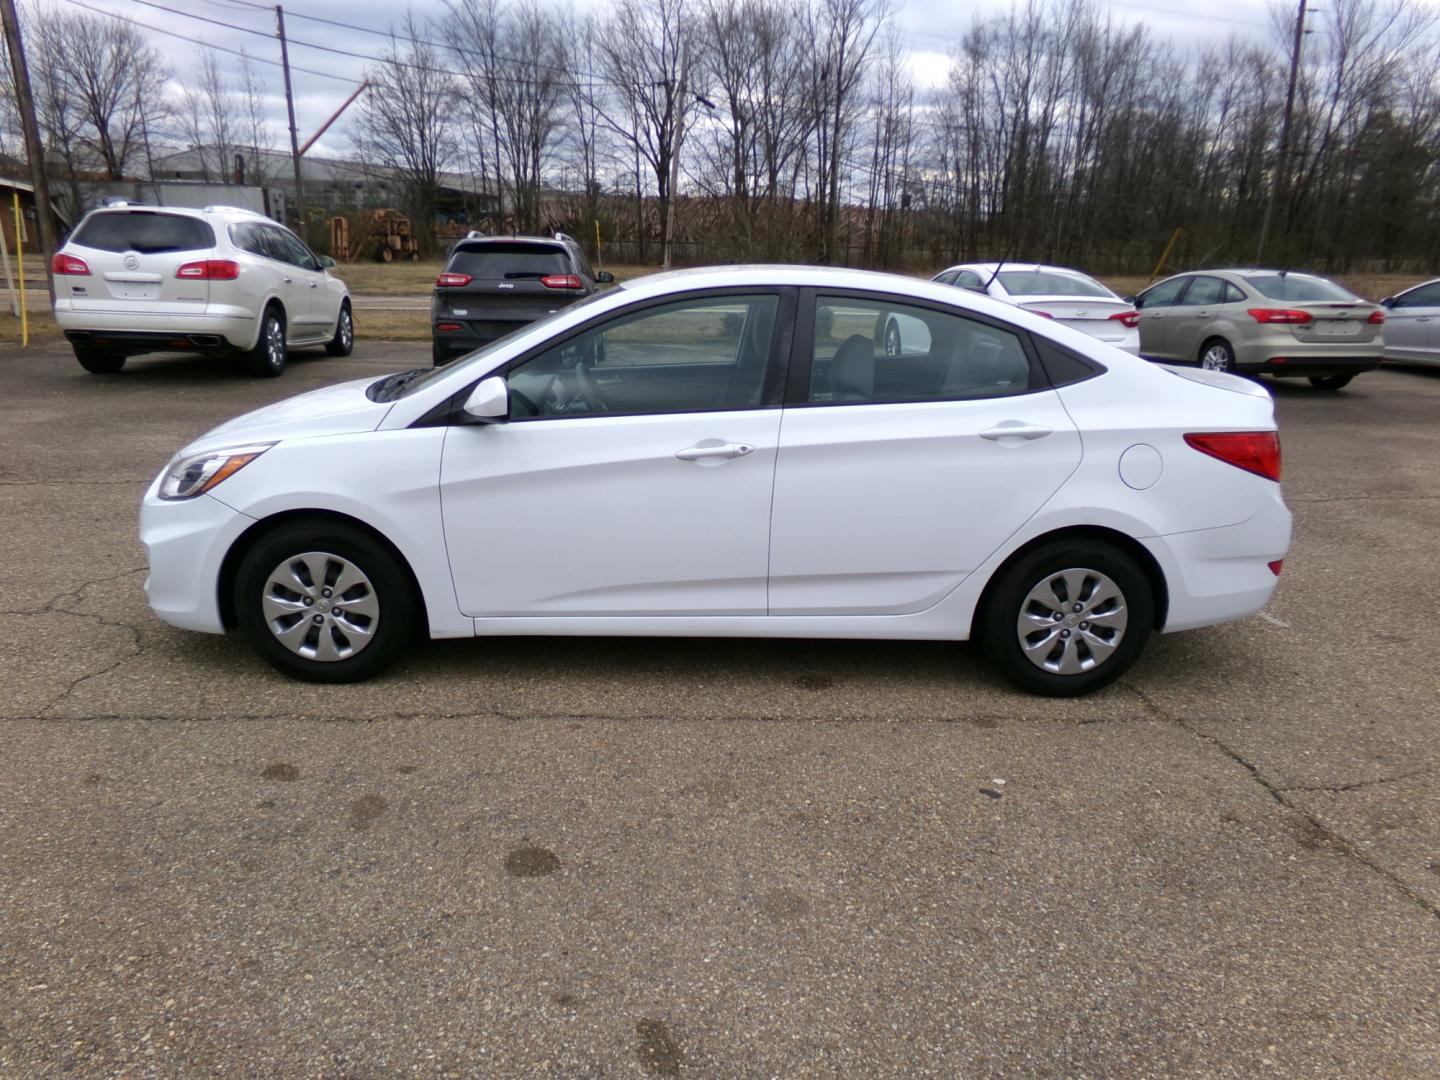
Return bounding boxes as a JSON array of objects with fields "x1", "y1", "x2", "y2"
[
  {"x1": 1201, "y1": 344, "x2": 1232, "y2": 371},
  {"x1": 1015, "y1": 567, "x2": 1129, "y2": 675}
]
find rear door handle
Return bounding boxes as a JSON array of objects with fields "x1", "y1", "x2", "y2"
[
  {"x1": 980, "y1": 424, "x2": 1053, "y2": 441},
  {"x1": 676, "y1": 442, "x2": 755, "y2": 461},
  {"x1": 283, "y1": 276, "x2": 293, "y2": 284},
  {"x1": 308, "y1": 281, "x2": 318, "y2": 289}
]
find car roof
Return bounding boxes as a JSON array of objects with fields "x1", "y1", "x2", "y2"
[
  {"x1": 939, "y1": 262, "x2": 1099, "y2": 278},
  {"x1": 79, "y1": 203, "x2": 273, "y2": 224}
]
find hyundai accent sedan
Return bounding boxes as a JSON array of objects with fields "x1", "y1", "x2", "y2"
[{"x1": 141, "y1": 266, "x2": 1291, "y2": 696}]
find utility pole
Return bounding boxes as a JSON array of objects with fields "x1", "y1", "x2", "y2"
[
  {"x1": 1255, "y1": 0, "x2": 1308, "y2": 265},
  {"x1": 662, "y1": 44, "x2": 688, "y2": 269},
  {"x1": 276, "y1": 5, "x2": 307, "y2": 243},
  {"x1": 1, "y1": 0, "x2": 57, "y2": 302}
]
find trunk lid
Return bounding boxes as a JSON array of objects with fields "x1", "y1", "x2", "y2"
[
  {"x1": 1284, "y1": 301, "x2": 1382, "y2": 344},
  {"x1": 1016, "y1": 297, "x2": 1135, "y2": 342}
]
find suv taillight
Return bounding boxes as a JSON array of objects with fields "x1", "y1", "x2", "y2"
[
  {"x1": 1184, "y1": 432, "x2": 1281, "y2": 482},
  {"x1": 1108, "y1": 310, "x2": 1141, "y2": 328},
  {"x1": 52, "y1": 252, "x2": 90, "y2": 275},
  {"x1": 175, "y1": 259, "x2": 240, "y2": 280},
  {"x1": 436, "y1": 272, "x2": 472, "y2": 287},
  {"x1": 1247, "y1": 308, "x2": 1312, "y2": 325},
  {"x1": 541, "y1": 274, "x2": 583, "y2": 290}
]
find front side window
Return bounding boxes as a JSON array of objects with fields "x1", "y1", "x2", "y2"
[
  {"x1": 1395, "y1": 282, "x2": 1440, "y2": 308},
  {"x1": 271, "y1": 227, "x2": 318, "y2": 270},
  {"x1": 1137, "y1": 277, "x2": 1188, "y2": 308},
  {"x1": 809, "y1": 296, "x2": 1035, "y2": 404},
  {"x1": 506, "y1": 294, "x2": 781, "y2": 419}
]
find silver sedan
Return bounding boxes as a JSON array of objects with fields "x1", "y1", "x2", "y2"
[{"x1": 1380, "y1": 279, "x2": 1440, "y2": 367}]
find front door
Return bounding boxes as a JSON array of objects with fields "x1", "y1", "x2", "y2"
[
  {"x1": 1384, "y1": 282, "x2": 1440, "y2": 360},
  {"x1": 767, "y1": 293, "x2": 1082, "y2": 615},
  {"x1": 1134, "y1": 276, "x2": 1191, "y2": 359},
  {"x1": 440, "y1": 291, "x2": 790, "y2": 617}
]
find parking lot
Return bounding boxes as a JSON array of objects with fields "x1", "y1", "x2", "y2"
[{"x1": 2, "y1": 338, "x2": 1438, "y2": 1076}]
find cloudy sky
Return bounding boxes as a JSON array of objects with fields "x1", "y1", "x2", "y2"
[{"x1": 55, "y1": 0, "x2": 1294, "y2": 158}]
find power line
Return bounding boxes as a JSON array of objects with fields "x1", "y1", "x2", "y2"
[{"x1": 60, "y1": 0, "x2": 359, "y2": 83}]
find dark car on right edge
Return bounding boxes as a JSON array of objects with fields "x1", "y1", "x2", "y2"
[
  {"x1": 1131, "y1": 268, "x2": 1384, "y2": 390},
  {"x1": 431, "y1": 233, "x2": 613, "y2": 365}
]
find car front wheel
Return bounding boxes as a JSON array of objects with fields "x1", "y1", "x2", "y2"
[
  {"x1": 979, "y1": 539, "x2": 1154, "y2": 696},
  {"x1": 234, "y1": 520, "x2": 418, "y2": 683},
  {"x1": 325, "y1": 301, "x2": 354, "y2": 356}
]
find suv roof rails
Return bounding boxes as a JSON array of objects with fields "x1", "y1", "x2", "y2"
[
  {"x1": 202, "y1": 204, "x2": 267, "y2": 216},
  {"x1": 553, "y1": 232, "x2": 576, "y2": 245}
]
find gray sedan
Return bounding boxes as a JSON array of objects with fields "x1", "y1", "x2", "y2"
[
  {"x1": 1379, "y1": 279, "x2": 1440, "y2": 367},
  {"x1": 1132, "y1": 269, "x2": 1384, "y2": 390}
]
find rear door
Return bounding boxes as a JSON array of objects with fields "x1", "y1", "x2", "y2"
[
  {"x1": 61, "y1": 211, "x2": 215, "y2": 318},
  {"x1": 767, "y1": 292, "x2": 1082, "y2": 615},
  {"x1": 261, "y1": 225, "x2": 325, "y2": 338},
  {"x1": 1383, "y1": 282, "x2": 1440, "y2": 360},
  {"x1": 436, "y1": 241, "x2": 578, "y2": 339}
]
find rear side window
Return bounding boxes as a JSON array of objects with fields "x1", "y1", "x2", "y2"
[
  {"x1": 72, "y1": 212, "x2": 214, "y2": 254},
  {"x1": 1245, "y1": 274, "x2": 1355, "y2": 302},
  {"x1": 447, "y1": 242, "x2": 568, "y2": 280}
]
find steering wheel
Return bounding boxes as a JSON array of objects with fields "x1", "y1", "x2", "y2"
[{"x1": 571, "y1": 362, "x2": 608, "y2": 412}]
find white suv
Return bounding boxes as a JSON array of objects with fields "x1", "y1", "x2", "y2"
[{"x1": 52, "y1": 204, "x2": 353, "y2": 377}]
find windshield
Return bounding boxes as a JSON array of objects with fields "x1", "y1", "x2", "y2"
[
  {"x1": 378, "y1": 287, "x2": 620, "y2": 401},
  {"x1": 71, "y1": 211, "x2": 214, "y2": 254},
  {"x1": 997, "y1": 271, "x2": 1112, "y2": 298},
  {"x1": 1244, "y1": 274, "x2": 1356, "y2": 302}
]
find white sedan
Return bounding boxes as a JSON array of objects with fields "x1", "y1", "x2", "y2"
[
  {"x1": 141, "y1": 266, "x2": 1290, "y2": 696},
  {"x1": 932, "y1": 263, "x2": 1140, "y2": 355}
]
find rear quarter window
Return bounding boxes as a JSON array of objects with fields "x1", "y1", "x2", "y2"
[
  {"x1": 447, "y1": 242, "x2": 568, "y2": 280},
  {"x1": 71, "y1": 212, "x2": 214, "y2": 254}
]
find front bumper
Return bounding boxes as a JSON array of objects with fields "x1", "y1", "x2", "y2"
[{"x1": 139, "y1": 481, "x2": 254, "y2": 634}]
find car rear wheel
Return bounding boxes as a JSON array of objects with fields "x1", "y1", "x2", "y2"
[
  {"x1": 234, "y1": 520, "x2": 418, "y2": 683},
  {"x1": 1199, "y1": 338, "x2": 1235, "y2": 373},
  {"x1": 325, "y1": 301, "x2": 354, "y2": 356},
  {"x1": 73, "y1": 346, "x2": 125, "y2": 374},
  {"x1": 245, "y1": 307, "x2": 287, "y2": 378},
  {"x1": 1308, "y1": 374, "x2": 1353, "y2": 391},
  {"x1": 979, "y1": 539, "x2": 1154, "y2": 697}
]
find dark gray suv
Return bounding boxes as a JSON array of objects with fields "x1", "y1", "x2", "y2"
[{"x1": 430, "y1": 233, "x2": 613, "y2": 365}]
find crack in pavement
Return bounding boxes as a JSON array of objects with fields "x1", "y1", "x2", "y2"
[
  {"x1": 1119, "y1": 680, "x2": 1440, "y2": 921},
  {"x1": 1278, "y1": 767, "x2": 1438, "y2": 794}
]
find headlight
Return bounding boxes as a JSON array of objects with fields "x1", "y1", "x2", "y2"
[{"x1": 159, "y1": 444, "x2": 273, "y2": 500}]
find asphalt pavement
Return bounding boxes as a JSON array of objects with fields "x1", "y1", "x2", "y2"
[{"x1": 1, "y1": 339, "x2": 1438, "y2": 1077}]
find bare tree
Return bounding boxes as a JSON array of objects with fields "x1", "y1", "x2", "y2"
[{"x1": 352, "y1": 11, "x2": 458, "y2": 253}]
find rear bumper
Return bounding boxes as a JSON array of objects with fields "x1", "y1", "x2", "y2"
[
  {"x1": 1142, "y1": 493, "x2": 1292, "y2": 633},
  {"x1": 55, "y1": 303, "x2": 257, "y2": 352},
  {"x1": 1233, "y1": 330, "x2": 1383, "y2": 374}
]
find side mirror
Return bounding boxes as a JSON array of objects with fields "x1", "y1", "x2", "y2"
[
  {"x1": 461, "y1": 376, "x2": 509, "y2": 424},
  {"x1": 319, "y1": 254, "x2": 336, "y2": 269},
  {"x1": 596, "y1": 270, "x2": 615, "y2": 284},
  {"x1": 1380, "y1": 296, "x2": 1395, "y2": 308}
]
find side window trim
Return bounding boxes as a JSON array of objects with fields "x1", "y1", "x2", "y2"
[{"x1": 784, "y1": 288, "x2": 1050, "y2": 408}]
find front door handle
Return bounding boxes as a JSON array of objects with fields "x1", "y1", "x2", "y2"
[
  {"x1": 308, "y1": 281, "x2": 319, "y2": 289},
  {"x1": 676, "y1": 442, "x2": 755, "y2": 461},
  {"x1": 283, "y1": 276, "x2": 293, "y2": 284},
  {"x1": 980, "y1": 424, "x2": 1053, "y2": 442}
]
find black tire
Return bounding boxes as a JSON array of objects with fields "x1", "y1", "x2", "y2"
[
  {"x1": 1198, "y1": 337, "x2": 1235, "y2": 373},
  {"x1": 244, "y1": 306, "x2": 288, "y2": 378},
  {"x1": 979, "y1": 538, "x2": 1154, "y2": 697},
  {"x1": 73, "y1": 346, "x2": 125, "y2": 374},
  {"x1": 1308, "y1": 374, "x2": 1353, "y2": 391},
  {"x1": 325, "y1": 301, "x2": 354, "y2": 357},
  {"x1": 234, "y1": 519, "x2": 419, "y2": 683},
  {"x1": 883, "y1": 317, "x2": 902, "y2": 357}
]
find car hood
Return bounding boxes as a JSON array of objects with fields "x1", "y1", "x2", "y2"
[{"x1": 184, "y1": 377, "x2": 394, "y2": 454}]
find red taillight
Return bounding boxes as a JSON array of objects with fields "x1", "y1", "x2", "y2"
[
  {"x1": 175, "y1": 259, "x2": 240, "y2": 280},
  {"x1": 1367, "y1": 309, "x2": 1385, "y2": 325},
  {"x1": 540, "y1": 274, "x2": 583, "y2": 290},
  {"x1": 1247, "y1": 308, "x2": 1312, "y2": 325},
  {"x1": 1108, "y1": 310, "x2": 1141, "y2": 328},
  {"x1": 435, "y1": 322, "x2": 463, "y2": 332},
  {"x1": 1268, "y1": 559, "x2": 1284, "y2": 576},
  {"x1": 1184, "y1": 432, "x2": 1282, "y2": 482},
  {"x1": 436, "y1": 272, "x2": 472, "y2": 287},
  {"x1": 51, "y1": 252, "x2": 90, "y2": 275}
]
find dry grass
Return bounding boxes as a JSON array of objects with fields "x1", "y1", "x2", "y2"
[{"x1": 0, "y1": 308, "x2": 64, "y2": 346}]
